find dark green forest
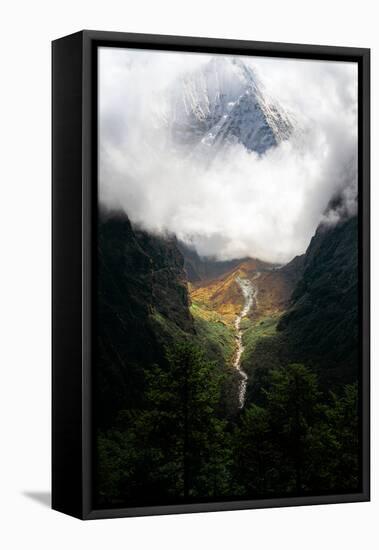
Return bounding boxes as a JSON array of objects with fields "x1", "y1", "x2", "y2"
[{"x1": 95, "y1": 212, "x2": 360, "y2": 508}]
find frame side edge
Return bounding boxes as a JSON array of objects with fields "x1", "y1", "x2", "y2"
[
  {"x1": 361, "y1": 47, "x2": 370, "y2": 501},
  {"x1": 52, "y1": 31, "x2": 85, "y2": 519}
]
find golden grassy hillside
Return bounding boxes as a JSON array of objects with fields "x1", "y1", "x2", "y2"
[{"x1": 190, "y1": 259, "x2": 294, "y2": 325}]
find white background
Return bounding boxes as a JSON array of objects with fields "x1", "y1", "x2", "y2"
[{"x1": 0, "y1": 1, "x2": 376, "y2": 548}]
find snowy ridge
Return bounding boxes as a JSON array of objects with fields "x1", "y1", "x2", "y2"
[{"x1": 167, "y1": 56, "x2": 295, "y2": 155}]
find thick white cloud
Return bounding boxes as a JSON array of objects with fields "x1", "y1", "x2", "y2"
[{"x1": 99, "y1": 47, "x2": 358, "y2": 263}]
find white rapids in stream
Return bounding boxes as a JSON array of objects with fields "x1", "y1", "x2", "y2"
[{"x1": 234, "y1": 274, "x2": 260, "y2": 408}]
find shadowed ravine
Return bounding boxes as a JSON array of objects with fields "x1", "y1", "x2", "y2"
[{"x1": 233, "y1": 273, "x2": 260, "y2": 408}]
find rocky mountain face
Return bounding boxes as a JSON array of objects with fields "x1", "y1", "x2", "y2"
[
  {"x1": 168, "y1": 57, "x2": 295, "y2": 155},
  {"x1": 277, "y1": 215, "x2": 359, "y2": 386},
  {"x1": 96, "y1": 211, "x2": 193, "y2": 427},
  {"x1": 279, "y1": 253, "x2": 305, "y2": 288},
  {"x1": 245, "y1": 216, "x2": 359, "y2": 402}
]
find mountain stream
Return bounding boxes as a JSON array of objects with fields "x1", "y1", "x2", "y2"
[{"x1": 234, "y1": 274, "x2": 260, "y2": 408}]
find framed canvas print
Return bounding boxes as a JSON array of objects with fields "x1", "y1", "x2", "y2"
[{"x1": 52, "y1": 31, "x2": 370, "y2": 519}]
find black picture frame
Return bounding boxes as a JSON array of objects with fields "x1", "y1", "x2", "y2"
[{"x1": 52, "y1": 30, "x2": 370, "y2": 520}]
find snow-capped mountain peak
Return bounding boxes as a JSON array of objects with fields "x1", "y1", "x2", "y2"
[{"x1": 167, "y1": 56, "x2": 295, "y2": 155}]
